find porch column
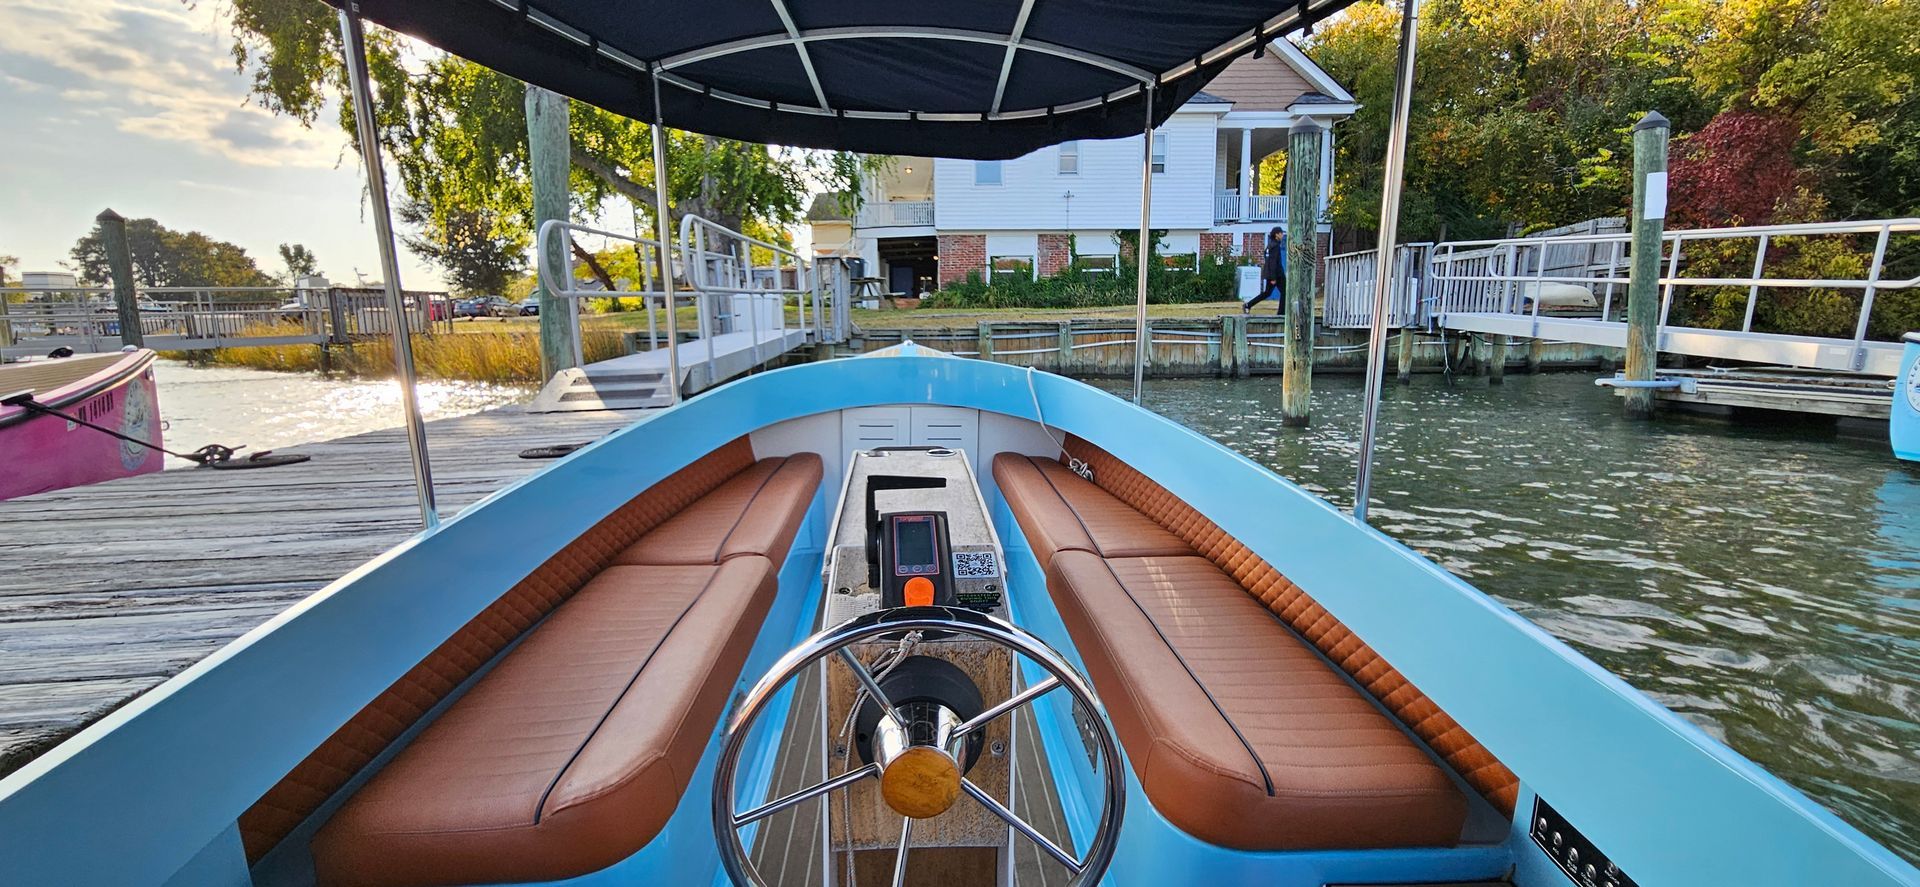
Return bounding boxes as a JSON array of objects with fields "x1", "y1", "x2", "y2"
[
  {"x1": 1239, "y1": 127, "x2": 1254, "y2": 222},
  {"x1": 1320, "y1": 124, "x2": 1335, "y2": 220}
]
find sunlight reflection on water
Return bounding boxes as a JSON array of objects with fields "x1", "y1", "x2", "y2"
[{"x1": 153, "y1": 361, "x2": 531, "y2": 467}]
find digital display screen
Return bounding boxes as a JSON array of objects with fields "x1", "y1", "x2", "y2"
[{"x1": 893, "y1": 517, "x2": 937, "y2": 573}]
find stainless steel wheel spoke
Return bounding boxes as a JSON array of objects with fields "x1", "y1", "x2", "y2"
[
  {"x1": 949, "y1": 675, "x2": 1059, "y2": 744},
  {"x1": 960, "y1": 777, "x2": 1083, "y2": 874},
  {"x1": 838, "y1": 648, "x2": 905, "y2": 728},
  {"x1": 732, "y1": 761, "x2": 879, "y2": 828},
  {"x1": 890, "y1": 815, "x2": 913, "y2": 887}
]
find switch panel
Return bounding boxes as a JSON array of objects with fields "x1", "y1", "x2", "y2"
[{"x1": 1530, "y1": 796, "x2": 1639, "y2": 887}]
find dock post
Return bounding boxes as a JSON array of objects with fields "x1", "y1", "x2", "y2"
[
  {"x1": 976, "y1": 321, "x2": 994, "y2": 362},
  {"x1": 1487, "y1": 334, "x2": 1507, "y2": 384},
  {"x1": 1232, "y1": 314, "x2": 1250, "y2": 377},
  {"x1": 1282, "y1": 117, "x2": 1325, "y2": 427},
  {"x1": 1056, "y1": 321, "x2": 1073, "y2": 373},
  {"x1": 1217, "y1": 315, "x2": 1235, "y2": 376},
  {"x1": 1624, "y1": 111, "x2": 1670, "y2": 419},
  {"x1": 1527, "y1": 337, "x2": 1544, "y2": 373},
  {"x1": 97, "y1": 209, "x2": 142, "y2": 348},
  {"x1": 1395, "y1": 328, "x2": 1414, "y2": 383},
  {"x1": 527, "y1": 84, "x2": 578, "y2": 380}
]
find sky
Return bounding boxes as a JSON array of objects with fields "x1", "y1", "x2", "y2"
[{"x1": 0, "y1": 0, "x2": 450, "y2": 288}]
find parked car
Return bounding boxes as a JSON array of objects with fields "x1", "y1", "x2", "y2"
[
  {"x1": 427, "y1": 295, "x2": 452, "y2": 322},
  {"x1": 452, "y1": 299, "x2": 485, "y2": 319},
  {"x1": 474, "y1": 296, "x2": 515, "y2": 318},
  {"x1": 518, "y1": 297, "x2": 540, "y2": 316}
]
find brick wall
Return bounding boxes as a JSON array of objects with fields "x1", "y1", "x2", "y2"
[
  {"x1": 1038, "y1": 233, "x2": 1072, "y2": 277},
  {"x1": 1241, "y1": 232, "x2": 1264, "y2": 257},
  {"x1": 936, "y1": 234, "x2": 985, "y2": 287},
  {"x1": 1199, "y1": 232, "x2": 1233, "y2": 259},
  {"x1": 1316, "y1": 232, "x2": 1332, "y2": 283}
]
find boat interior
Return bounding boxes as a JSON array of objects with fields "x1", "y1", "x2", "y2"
[
  {"x1": 3, "y1": 351, "x2": 1910, "y2": 887},
  {"x1": 1, "y1": 0, "x2": 1914, "y2": 884}
]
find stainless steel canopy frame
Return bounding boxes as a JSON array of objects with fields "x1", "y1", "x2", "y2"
[
  {"x1": 1132, "y1": 82, "x2": 1157, "y2": 405},
  {"x1": 337, "y1": 2, "x2": 438, "y2": 529},
  {"x1": 1352, "y1": 0, "x2": 1423, "y2": 524},
  {"x1": 712, "y1": 607, "x2": 1126, "y2": 887}
]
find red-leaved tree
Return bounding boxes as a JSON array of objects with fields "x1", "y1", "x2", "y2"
[{"x1": 1667, "y1": 111, "x2": 1801, "y2": 228}]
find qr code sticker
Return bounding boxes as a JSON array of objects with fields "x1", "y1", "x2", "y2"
[{"x1": 952, "y1": 551, "x2": 1000, "y2": 579}]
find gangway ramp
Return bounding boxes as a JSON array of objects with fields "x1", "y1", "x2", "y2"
[
  {"x1": 1437, "y1": 312, "x2": 1907, "y2": 377},
  {"x1": 528, "y1": 325, "x2": 810, "y2": 412}
]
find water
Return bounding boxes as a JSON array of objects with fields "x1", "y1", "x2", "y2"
[
  {"x1": 153, "y1": 361, "x2": 531, "y2": 467},
  {"x1": 1113, "y1": 373, "x2": 1920, "y2": 865}
]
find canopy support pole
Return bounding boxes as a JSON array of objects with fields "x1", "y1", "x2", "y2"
[
  {"x1": 1131, "y1": 82, "x2": 1157, "y2": 404},
  {"x1": 650, "y1": 69, "x2": 683, "y2": 405},
  {"x1": 1352, "y1": 0, "x2": 1422, "y2": 523},
  {"x1": 338, "y1": 2, "x2": 437, "y2": 529}
]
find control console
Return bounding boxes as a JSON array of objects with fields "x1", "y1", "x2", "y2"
[{"x1": 824, "y1": 447, "x2": 1006, "y2": 619}]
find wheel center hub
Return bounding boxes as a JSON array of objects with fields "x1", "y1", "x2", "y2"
[{"x1": 880, "y1": 745, "x2": 961, "y2": 819}]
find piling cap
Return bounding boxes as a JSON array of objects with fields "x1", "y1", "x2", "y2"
[
  {"x1": 1632, "y1": 110, "x2": 1670, "y2": 133},
  {"x1": 96, "y1": 208, "x2": 123, "y2": 222},
  {"x1": 1289, "y1": 117, "x2": 1324, "y2": 136}
]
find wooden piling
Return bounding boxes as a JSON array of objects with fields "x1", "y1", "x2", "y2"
[
  {"x1": 1395, "y1": 328, "x2": 1414, "y2": 383},
  {"x1": 1056, "y1": 322, "x2": 1073, "y2": 373},
  {"x1": 1624, "y1": 111, "x2": 1670, "y2": 419},
  {"x1": 976, "y1": 321, "x2": 994, "y2": 361},
  {"x1": 1487, "y1": 334, "x2": 1507, "y2": 384},
  {"x1": 526, "y1": 85, "x2": 576, "y2": 379},
  {"x1": 1527, "y1": 337, "x2": 1545, "y2": 373},
  {"x1": 96, "y1": 209, "x2": 142, "y2": 348},
  {"x1": 1282, "y1": 118, "x2": 1325, "y2": 427}
]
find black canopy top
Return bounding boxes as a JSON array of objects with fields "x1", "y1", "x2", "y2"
[{"x1": 331, "y1": 0, "x2": 1354, "y2": 158}]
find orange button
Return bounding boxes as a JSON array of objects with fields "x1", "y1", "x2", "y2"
[{"x1": 903, "y1": 576, "x2": 936, "y2": 607}]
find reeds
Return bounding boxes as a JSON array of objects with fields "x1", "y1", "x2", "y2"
[{"x1": 166, "y1": 324, "x2": 629, "y2": 385}]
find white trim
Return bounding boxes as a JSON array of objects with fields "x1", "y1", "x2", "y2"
[{"x1": 1271, "y1": 38, "x2": 1355, "y2": 102}]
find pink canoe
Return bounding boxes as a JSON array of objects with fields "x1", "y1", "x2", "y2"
[{"x1": 0, "y1": 349, "x2": 163, "y2": 500}]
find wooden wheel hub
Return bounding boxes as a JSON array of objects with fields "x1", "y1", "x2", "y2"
[{"x1": 879, "y1": 746, "x2": 961, "y2": 819}]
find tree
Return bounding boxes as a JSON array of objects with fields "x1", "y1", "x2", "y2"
[
  {"x1": 68, "y1": 218, "x2": 276, "y2": 288},
  {"x1": 397, "y1": 202, "x2": 526, "y2": 295},
  {"x1": 222, "y1": 0, "x2": 880, "y2": 287},
  {"x1": 278, "y1": 243, "x2": 320, "y2": 281},
  {"x1": 0, "y1": 253, "x2": 16, "y2": 289}
]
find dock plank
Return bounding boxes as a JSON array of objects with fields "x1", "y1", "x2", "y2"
[{"x1": 0, "y1": 404, "x2": 636, "y2": 777}]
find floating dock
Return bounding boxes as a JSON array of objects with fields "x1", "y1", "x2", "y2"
[{"x1": 0, "y1": 406, "x2": 634, "y2": 775}]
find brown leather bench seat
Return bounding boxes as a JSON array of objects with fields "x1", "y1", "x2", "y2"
[
  {"x1": 310, "y1": 452, "x2": 821, "y2": 887},
  {"x1": 993, "y1": 452, "x2": 1470, "y2": 851}
]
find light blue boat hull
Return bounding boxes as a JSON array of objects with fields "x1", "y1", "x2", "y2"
[{"x1": 1893, "y1": 333, "x2": 1920, "y2": 461}]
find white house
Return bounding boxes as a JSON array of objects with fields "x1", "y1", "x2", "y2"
[{"x1": 807, "y1": 40, "x2": 1356, "y2": 295}]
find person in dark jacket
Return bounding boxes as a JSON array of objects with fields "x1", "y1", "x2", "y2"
[{"x1": 1243, "y1": 226, "x2": 1286, "y2": 315}]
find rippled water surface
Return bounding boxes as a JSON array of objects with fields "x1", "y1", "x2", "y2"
[
  {"x1": 1110, "y1": 373, "x2": 1920, "y2": 865},
  {"x1": 153, "y1": 361, "x2": 531, "y2": 467}
]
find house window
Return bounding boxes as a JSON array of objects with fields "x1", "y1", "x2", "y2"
[
  {"x1": 1075, "y1": 255, "x2": 1117, "y2": 274},
  {"x1": 974, "y1": 160, "x2": 1003, "y2": 185},
  {"x1": 1160, "y1": 252, "x2": 1197, "y2": 273},
  {"x1": 989, "y1": 255, "x2": 1033, "y2": 281},
  {"x1": 1151, "y1": 133, "x2": 1167, "y2": 174},
  {"x1": 1058, "y1": 141, "x2": 1080, "y2": 175}
]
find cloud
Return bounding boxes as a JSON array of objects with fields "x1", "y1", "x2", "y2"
[{"x1": 0, "y1": 0, "x2": 340, "y2": 168}]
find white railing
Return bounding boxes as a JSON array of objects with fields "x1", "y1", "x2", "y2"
[
  {"x1": 855, "y1": 200, "x2": 934, "y2": 228},
  {"x1": 1322, "y1": 245, "x2": 1430, "y2": 329},
  {"x1": 1423, "y1": 218, "x2": 1920, "y2": 372},
  {"x1": 1213, "y1": 192, "x2": 1288, "y2": 224},
  {"x1": 537, "y1": 215, "x2": 829, "y2": 391},
  {"x1": 0, "y1": 284, "x2": 439, "y2": 357}
]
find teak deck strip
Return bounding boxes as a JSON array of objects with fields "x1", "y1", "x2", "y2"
[{"x1": 0, "y1": 405, "x2": 636, "y2": 776}]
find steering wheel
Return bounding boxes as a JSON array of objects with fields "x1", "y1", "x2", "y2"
[{"x1": 712, "y1": 606, "x2": 1124, "y2": 886}]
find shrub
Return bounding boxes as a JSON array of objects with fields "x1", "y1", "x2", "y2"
[{"x1": 923, "y1": 252, "x2": 1252, "y2": 310}]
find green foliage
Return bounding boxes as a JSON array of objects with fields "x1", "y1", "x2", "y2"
[
  {"x1": 925, "y1": 231, "x2": 1251, "y2": 309},
  {"x1": 222, "y1": 0, "x2": 882, "y2": 283},
  {"x1": 68, "y1": 218, "x2": 275, "y2": 288}
]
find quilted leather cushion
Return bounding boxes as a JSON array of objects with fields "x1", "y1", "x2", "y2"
[
  {"x1": 240, "y1": 438, "x2": 756, "y2": 861},
  {"x1": 1060, "y1": 435, "x2": 1521, "y2": 815},
  {"x1": 990, "y1": 452, "x2": 1190, "y2": 568},
  {"x1": 1047, "y1": 551, "x2": 1466, "y2": 850},
  {"x1": 312, "y1": 557, "x2": 778, "y2": 887},
  {"x1": 613, "y1": 453, "x2": 822, "y2": 567}
]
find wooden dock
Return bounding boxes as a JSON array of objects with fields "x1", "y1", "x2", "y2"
[{"x1": 0, "y1": 405, "x2": 636, "y2": 776}]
